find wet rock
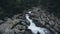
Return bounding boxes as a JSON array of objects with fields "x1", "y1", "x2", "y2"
[
  {"x1": 0, "y1": 7, "x2": 60, "y2": 34},
  {"x1": 0, "y1": 20, "x2": 4, "y2": 25},
  {"x1": 26, "y1": 7, "x2": 60, "y2": 34},
  {"x1": 24, "y1": 29, "x2": 33, "y2": 34}
]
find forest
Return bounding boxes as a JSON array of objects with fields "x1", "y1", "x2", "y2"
[{"x1": 0, "y1": 0, "x2": 60, "y2": 19}]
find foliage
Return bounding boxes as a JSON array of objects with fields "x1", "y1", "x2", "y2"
[
  {"x1": 48, "y1": 0, "x2": 60, "y2": 18},
  {"x1": 0, "y1": 0, "x2": 48, "y2": 19}
]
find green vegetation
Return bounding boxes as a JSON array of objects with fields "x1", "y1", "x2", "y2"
[{"x1": 0, "y1": 0, "x2": 48, "y2": 19}]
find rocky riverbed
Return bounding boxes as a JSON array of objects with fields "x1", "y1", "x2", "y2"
[{"x1": 0, "y1": 7, "x2": 60, "y2": 34}]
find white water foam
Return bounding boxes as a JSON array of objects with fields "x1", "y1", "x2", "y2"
[{"x1": 25, "y1": 11, "x2": 51, "y2": 34}]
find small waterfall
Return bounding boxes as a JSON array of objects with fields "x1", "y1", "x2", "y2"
[{"x1": 25, "y1": 11, "x2": 51, "y2": 34}]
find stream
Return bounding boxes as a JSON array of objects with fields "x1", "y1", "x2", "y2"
[{"x1": 25, "y1": 11, "x2": 51, "y2": 34}]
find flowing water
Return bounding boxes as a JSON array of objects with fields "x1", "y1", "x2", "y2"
[
  {"x1": 25, "y1": 11, "x2": 51, "y2": 34},
  {"x1": 0, "y1": 10, "x2": 59, "y2": 34}
]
